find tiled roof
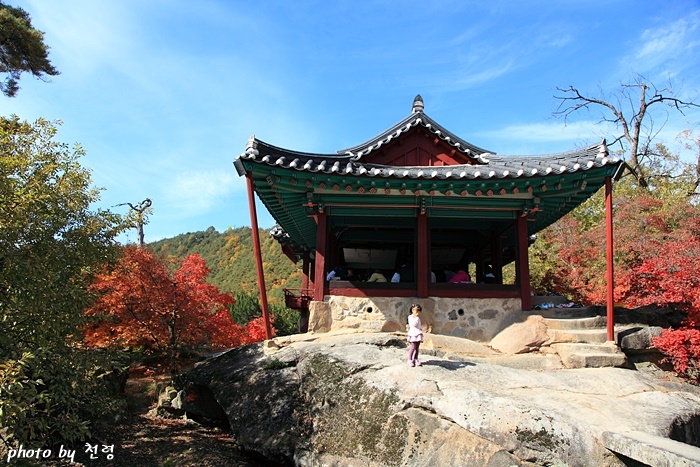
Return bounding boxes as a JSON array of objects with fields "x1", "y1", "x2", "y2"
[
  {"x1": 235, "y1": 96, "x2": 626, "y2": 259},
  {"x1": 236, "y1": 135, "x2": 620, "y2": 181},
  {"x1": 338, "y1": 110, "x2": 493, "y2": 163}
]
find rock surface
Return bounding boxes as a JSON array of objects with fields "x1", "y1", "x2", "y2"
[
  {"x1": 490, "y1": 315, "x2": 549, "y2": 354},
  {"x1": 618, "y1": 326, "x2": 663, "y2": 353},
  {"x1": 178, "y1": 331, "x2": 700, "y2": 466}
]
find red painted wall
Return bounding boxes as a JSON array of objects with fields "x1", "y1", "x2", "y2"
[{"x1": 364, "y1": 128, "x2": 475, "y2": 167}]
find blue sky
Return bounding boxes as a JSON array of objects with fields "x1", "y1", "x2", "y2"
[{"x1": 2, "y1": 0, "x2": 700, "y2": 243}]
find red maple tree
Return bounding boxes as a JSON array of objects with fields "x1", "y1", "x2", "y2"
[
  {"x1": 532, "y1": 188, "x2": 700, "y2": 379},
  {"x1": 85, "y1": 246, "x2": 267, "y2": 359}
]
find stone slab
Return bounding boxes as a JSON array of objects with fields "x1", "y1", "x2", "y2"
[
  {"x1": 602, "y1": 430, "x2": 700, "y2": 467},
  {"x1": 544, "y1": 316, "x2": 607, "y2": 330},
  {"x1": 548, "y1": 328, "x2": 611, "y2": 344},
  {"x1": 551, "y1": 342, "x2": 628, "y2": 368}
]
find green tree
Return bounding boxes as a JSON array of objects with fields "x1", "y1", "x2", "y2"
[
  {"x1": 230, "y1": 290, "x2": 265, "y2": 326},
  {"x1": 0, "y1": 117, "x2": 125, "y2": 447},
  {"x1": 269, "y1": 302, "x2": 301, "y2": 337},
  {"x1": 229, "y1": 290, "x2": 299, "y2": 337},
  {"x1": 0, "y1": 1, "x2": 59, "y2": 97}
]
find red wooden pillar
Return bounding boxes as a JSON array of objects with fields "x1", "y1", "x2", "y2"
[
  {"x1": 313, "y1": 213, "x2": 327, "y2": 301},
  {"x1": 245, "y1": 173, "x2": 273, "y2": 340},
  {"x1": 302, "y1": 251, "x2": 310, "y2": 292},
  {"x1": 605, "y1": 177, "x2": 615, "y2": 342},
  {"x1": 517, "y1": 215, "x2": 532, "y2": 311},
  {"x1": 417, "y1": 213, "x2": 428, "y2": 298}
]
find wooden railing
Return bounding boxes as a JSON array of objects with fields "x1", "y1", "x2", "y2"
[
  {"x1": 326, "y1": 281, "x2": 520, "y2": 299},
  {"x1": 283, "y1": 288, "x2": 314, "y2": 310}
]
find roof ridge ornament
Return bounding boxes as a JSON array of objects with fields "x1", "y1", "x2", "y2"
[
  {"x1": 346, "y1": 150, "x2": 361, "y2": 161},
  {"x1": 244, "y1": 134, "x2": 259, "y2": 157},
  {"x1": 412, "y1": 94, "x2": 424, "y2": 113},
  {"x1": 246, "y1": 134, "x2": 257, "y2": 149},
  {"x1": 477, "y1": 153, "x2": 491, "y2": 163}
]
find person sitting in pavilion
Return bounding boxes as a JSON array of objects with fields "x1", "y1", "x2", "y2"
[
  {"x1": 398, "y1": 262, "x2": 414, "y2": 282},
  {"x1": 482, "y1": 266, "x2": 497, "y2": 284},
  {"x1": 448, "y1": 269, "x2": 472, "y2": 284},
  {"x1": 326, "y1": 263, "x2": 349, "y2": 281},
  {"x1": 367, "y1": 270, "x2": 387, "y2": 282}
]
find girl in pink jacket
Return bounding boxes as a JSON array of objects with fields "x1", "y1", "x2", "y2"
[{"x1": 407, "y1": 304, "x2": 424, "y2": 366}]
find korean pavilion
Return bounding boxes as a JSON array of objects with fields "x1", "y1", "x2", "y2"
[{"x1": 235, "y1": 96, "x2": 624, "y2": 341}]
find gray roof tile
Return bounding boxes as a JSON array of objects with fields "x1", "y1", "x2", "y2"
[
  {"x1": 238, "y1": 136, "x2": 619, "y2": 181},
  {"x1": 236, "y1": 98, "x2": 620, "y2": 181}
]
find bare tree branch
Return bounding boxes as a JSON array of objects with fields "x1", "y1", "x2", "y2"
[
  {"x1": 554, "y1": 75, "x2": 700, "y2": 189},
  {"x1": 115, "y1": 198, "x2": 152, "y2": 247}
]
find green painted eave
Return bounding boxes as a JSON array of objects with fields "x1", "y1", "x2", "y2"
[{"x1": 239, "y1": 159, "x2": 621, "y2": 258}]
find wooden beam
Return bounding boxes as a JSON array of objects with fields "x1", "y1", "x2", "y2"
[
  {"x1": 328, "y1": 226, "x2": 338, "y2": 268},
  {"x1": 327, "y1": 283, "x2": 520, "y2": 299},
  {"x1": 281, "y1": 245, "x2": 297, "y2": 263},
  {"x1": 475, "y1": 246, "x2": 484, "y2": 284},
  {"x1": 302, "y1": 251, "x2": 310, "y2": 291},
  {"x1": 605, "y1": 177, "x2": 615, "y2": 342},
  {"x1": 491, "y1": 231, "x2": 503, "y2": 284},
  {"x1": 313, "y1": 212, "x2": 327, "y2": 301},
  {"x1": 517, "y1": 215, "x2": 532, "y2": 311},
  {"x1": 417, "y1": 213, "x2": 428, "y2": 298},
  {"x1": 309, "y1": 256, "x2": 315, "y2": 290},
  {"x1": 245, "y1": 173, "x2": 273, "y2": 339}
]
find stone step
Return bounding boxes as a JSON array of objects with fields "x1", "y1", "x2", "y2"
[
  {"x1": 602, "y1": 430, "x2": 700, "y2": 467},
  {"x1": 543, "y1": 315, "x2": 607, "y2": 330},
  {"x1": 551, "y1": 343, "x2": 627, "y2": 369},
  {"x1": 547, "y1": 328, "x2": 611, "y2": 344},
  {"x1": 567, "y1": 352, "x2": 628, "y2": 369},
  {"x1": 551, "y1": 342, "x2": 620, "y2": 354},
  {"x1": 524, "y1": 306, "x2": 601, "y2": 319}
]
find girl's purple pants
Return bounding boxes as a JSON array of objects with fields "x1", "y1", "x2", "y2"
[{"x1": 408, "y1": 341, "x2": 421, "y2": 361}]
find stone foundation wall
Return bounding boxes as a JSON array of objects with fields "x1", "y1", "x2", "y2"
[{"x1": 308, "y1": 296, "x2": 522, "y2": 342}]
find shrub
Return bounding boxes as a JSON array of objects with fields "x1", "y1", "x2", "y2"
[{"x1": 0, "y1": 348, "x2": 127, "y2": 447}]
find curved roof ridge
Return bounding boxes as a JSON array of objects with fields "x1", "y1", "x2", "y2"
[
  {"x1": 242, "y1": 137, "x2": 352, "y2": 160},
  {"x1": 488, "y1": 140, "x2": 613, "y2": 161},
  {"x1": 337, "y1": 111, "x2": 494, "y2": 162}
]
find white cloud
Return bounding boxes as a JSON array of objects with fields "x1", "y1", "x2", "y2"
[
  {"x1": 163, "y1": 170, "x2": 242, "y2": 218},
  {"x1": 481, "y1": 120, "x2": 614, "y2": 145},
  {"x1": 623, "y1": 10, "x2": 700, "y2": 76},
  {"x1": 637, "y1": 15, "x2": 699, "y2": 59},
  {"x1": 480, "y1": 115, "x2": 700, "y2": 161},
  {"x1": 25, "y1": 0, "x2": 132, "y2": 74},
  {"x1": 446, "y1": 61, "x2": 516, "y2": 90},
  {"x1": 534, "y1": 25, "x2": 574, "y2": 49}
]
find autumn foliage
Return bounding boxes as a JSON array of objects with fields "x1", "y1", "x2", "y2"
[
  {"x1": 531, "y1": 175, "x2": 700, "y2": 379},
  {"x1": 85, "y1": 246, "x2": 270, "y2": 355}
]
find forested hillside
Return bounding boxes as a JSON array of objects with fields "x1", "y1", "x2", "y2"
[{"x1": 150, "y1": 226, "x2": 302, "y2": 303}]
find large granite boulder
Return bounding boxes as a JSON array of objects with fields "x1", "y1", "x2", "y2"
[
  {"x1": 489, "y1": 315, "x2": 549, "y2": 354},
  {"x1": 176, "y1": 332, "x2": 700, "y2": 466},
  {"x1": 618, "y1": 326, "x2": 664, "y2": 353}
]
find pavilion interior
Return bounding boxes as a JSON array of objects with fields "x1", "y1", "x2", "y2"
[{"x1": 326, "y1": 214, "x2": 522, "y2": 289}]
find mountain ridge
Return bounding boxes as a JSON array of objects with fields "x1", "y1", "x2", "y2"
[{"x1": 149, "y1": 226, "x2": 302, "y2": 304}]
